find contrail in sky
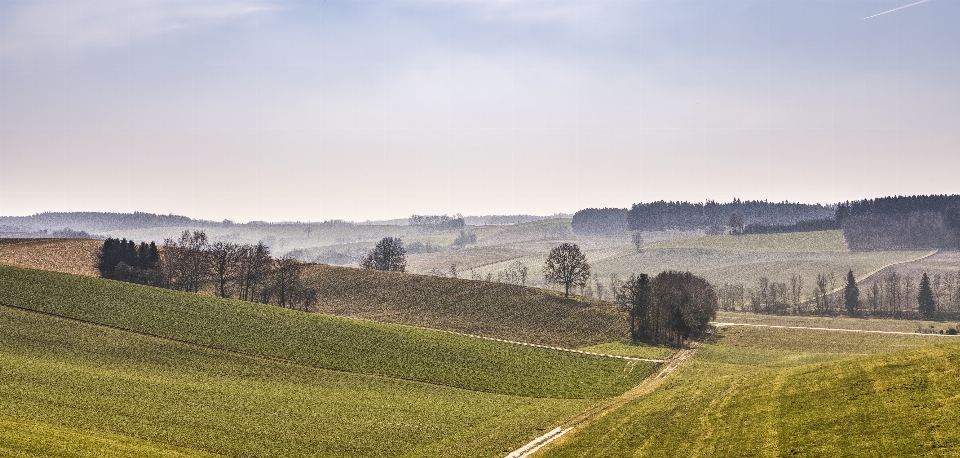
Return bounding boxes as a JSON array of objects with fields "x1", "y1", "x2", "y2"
[{"x1": 863, "y1": 0, "x2": 931, "y2": 19}]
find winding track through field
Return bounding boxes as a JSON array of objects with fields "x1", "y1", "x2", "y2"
[
  {"x1": 712, "y1": 321, "x2": 960, "y2": 337},
  {"x1": 504, "y1": 339, "x2": 703, "y2": 457},
  {"x1": 339, "y1": 313, "x2": 664, "y2": 363}
]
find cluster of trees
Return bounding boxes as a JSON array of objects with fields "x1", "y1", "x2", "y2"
[
  {"x1": 861, "y1": 270, "x2": 960, "y2": 318},
  {"x1": 616, "y1": 271, "x2": 718, "y2": 346},
  {"x1": 360, "y1": 237, "x2": 407, "y2": 272},
  {"x1": 96, "y1": 238, "x2": 161, "y2": 284},
  {"x1": 408, "y1": 214, "x2": 465, "y2": 231},
  {"x1": 95, "y1": 231, "x2": 318, "y2": 311},
  {"x1": 626, "y1": 199, "x2": 834, "y2": 232},
  {"x1": 837, "y1": 195, "x2": 960, "y2": 250},
  {"x1": 452, "y1": 231, "x2": 477, "y2": 247},
  {"x1": 716, "y1": 268, "x2": 960, "y2": 320},
  {"x1": 571, "y1": 208, "x2": 628, "y2": 235}
]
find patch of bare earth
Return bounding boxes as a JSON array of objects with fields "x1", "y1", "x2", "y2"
[{"x1": 0, "y1": 239, "x2": 100, "y2": 277}]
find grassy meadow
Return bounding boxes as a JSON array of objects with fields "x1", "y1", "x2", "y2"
[
  {"x1": 0, "y1": 265, "x2": 650, "y2": 398},
  {"x1": 0, "y1": 305, "x2": 598, "y2": 457},
  {"x1": 540, "y1": 321, "x2": 960, "y2": 457}
]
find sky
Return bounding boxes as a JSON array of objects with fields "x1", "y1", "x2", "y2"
[{"x1": 1, "y1": 0, "x2": 958, "y2": 222}]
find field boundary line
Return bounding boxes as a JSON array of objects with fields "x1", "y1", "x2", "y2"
[
  {"x1": 334, "y1": 314, "x2": 664, "y2": 363},
  {"x1": 712, "y1": 321, "x2": 960, "y2": 337},
  {"x1": 0, "y1": 301, "x2": 599, "y2": 398},
  {"x1": 504, "y1": 337, "x2": 705, "y2": 457},
  {"x1": 848, "y1": 249, "x2": 938, "y2": 293}
]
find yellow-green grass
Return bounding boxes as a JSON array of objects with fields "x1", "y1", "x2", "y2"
[
  {"x1": 0, "y1": 305, "x2": 593, "y2": 458},
  {"x1": 307, "y1": 264, "x2": 629, "y2": 349},
  {"x1": 541, "y1": 325, "x2": 957, "y2": 457},
  {"x1": 0, "y1": 417, "x2": 222, "y2": 458},
  {"x1": 0, "y1": 265, "x2": 650, "y2": 399}
]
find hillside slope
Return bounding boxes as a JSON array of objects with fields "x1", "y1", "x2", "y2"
[
  {"x1": 0, "y1": 302, "x2": 592, "y2": 457},
  {"x1": 307, "y1": 264, "x2": 627, "y2": 348},
  {"x1": 541, "y1": 325, "x2": 959, "y2": 456},
  {"x1": 0, "y1": 265, "x2": 647, "y2": 398}
]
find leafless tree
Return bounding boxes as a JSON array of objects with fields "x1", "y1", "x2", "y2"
[
  {"x1": 632, "y1": 232, "x2": 643, "y2": 253},
  {"x1": 209, "y1": 241, "x2": 241, "y2": 298},
  {"x1": 162, "y1": 230, "x2": 210, "y2": 293},
  {"x1": 236, "y1": 241, "x2": 272, "y2": 302}
]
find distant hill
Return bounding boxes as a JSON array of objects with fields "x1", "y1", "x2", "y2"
[{"x1": 0, "y1": 211, "x2": 209, "y2": 234}]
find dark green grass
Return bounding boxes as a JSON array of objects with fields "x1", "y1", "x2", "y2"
[
  {"x1": 0, "y1": 265, "x2": 648, "y2": 398},
  {"x1": 542, "y1": 326, "x2": 959, "y2": 457},
  {"x1": 0, "y1": 305, "x2": 593, "y2": 457}
]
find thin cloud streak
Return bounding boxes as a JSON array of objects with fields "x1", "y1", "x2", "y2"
[
  {"x1": 0, "y1": 0, "x2": 277, "y2": 61},
  {"x1": 863, "y1": 0, "x2": 931, "y2": 19}
]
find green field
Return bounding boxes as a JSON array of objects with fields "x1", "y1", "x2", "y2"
[
  {"x1": 0, "y1": 265, "x2": 663, "y2": 457},
  {"x1": 0, "y1": 305, "x2": 596, "y2": 457},
  {"x1": 0, "y1": 265, "x2": 649, "y2": 398},
  {"x1": 540, "y1": 324, "x2": 960, "y2": 456}
]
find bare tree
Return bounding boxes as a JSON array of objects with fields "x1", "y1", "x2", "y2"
[
  {"x1": 729, "y1": 213, "x2": 745, "y2": 235},
  {"x1": 632, "y1": 232, "x2": 643, "y2": 253},
  {"x1": 209, "y1": 241, "x2": 241, "y2": 298},
  {"x1": 543, "y1": 243, "x2": 591, "y2": 298},
  {"x1": 236, "y1": 241, "x2": 272, "y2": 302},
  {"x1": 162, "y1": 230, "x2": 210, "y2": 293},
  {"x1": 790, "y1": 274, "x2": 804, "y2": 314}
]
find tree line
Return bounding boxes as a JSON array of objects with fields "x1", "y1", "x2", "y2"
[
  {"x1": 571, "y1": 208, "x2": 628, "y2": 235},
  {"x1": 716, "y1": 269, "x2": 960, "y2": 320},
  {"x1": 408, "y1": 214, "x2": 465, "y2": 231},
  {"x1": 96, "y1": 231, "x2": 317, "y2": 311},
  {"x1": 837, "y1": 195, "x2": 960, "y2": 250},
  {"x1": 626, "y1": 199, "x2": 834, "y2": 232}
]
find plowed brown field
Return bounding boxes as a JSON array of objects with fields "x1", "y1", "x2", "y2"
[{"x1": 0, "y1": 239, "x2": 100, "y2": 277}]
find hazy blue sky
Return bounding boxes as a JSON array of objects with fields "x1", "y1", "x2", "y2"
[{"x1": 1, "y1": 0, "x2": 957, "y2": 222}]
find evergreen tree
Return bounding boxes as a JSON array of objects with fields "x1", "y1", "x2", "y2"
[
  {"x1": 918, "y1": 272, "x2": 937, "y2": 319},
  {"x1": 844, "y1": 270, "x2": 860, "y2": 316}
]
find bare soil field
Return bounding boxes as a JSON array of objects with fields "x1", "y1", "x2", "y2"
[
  {"x1": 0, "y1": 238, "x2": 99, "y2": 277},
  {"x1": 306, "y1": 264, "x2": 628, "y2": 348}
]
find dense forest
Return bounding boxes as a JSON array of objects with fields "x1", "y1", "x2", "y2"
[
  {"x1": 571, "y1": 208, "x2": 628, "y2": 234},
  {"x1": 96, "y1": 231, "x2": 317, "y2": 311},
  {"x1": 838, "y1": 195, "x2": 960, "y2": 250},
  {"x1": 0, "y1": 211, "x2": 208, "y2": 233},
  {"x1": 625, "y1": 199, "x2": 835, "y2": 232}
]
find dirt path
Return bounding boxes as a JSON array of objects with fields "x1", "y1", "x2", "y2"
[
  {"x1": 504, "y1": 340, "x2": 703, "y2": 457},
  {"x1": 712, "y1": 321, "x2": 960, "y2": 337},
  {"x1": 340, "y1": 313, "x2": 665, "y2": 363}
]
